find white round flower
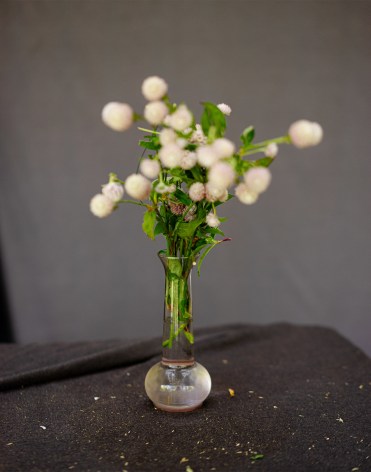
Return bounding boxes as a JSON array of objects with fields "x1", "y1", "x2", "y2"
[
  {"x1": 163, "y1": 115, "x2": 172, "y2": 127},
  {"x1": 141, "y1": 76, "x2": 168, "y2": 101},
  {"x1": 212, "y1": 138, "x2": 236, "y2": 159},
  {"x1": 219, "y1": 189, "x2": 229, "y2": 202},
  {"x1": 90, "y1": 194, "x2": 115, "y2": 218},
  {"x1": 124, "y1": 174, "x2": 151, "y2": 200},
  {"x1": 217, "y1": 103, "x2": 232, "y2": 116},
  {"x1": 102, "y1": 182, "x2": 124, "y2": 202},
  {"x1": 190, "y1": 124, "x2": 207, "y2": 144},
  {"x1": 159, "y1": 143, "x2": 183, "y2": 168},
  {"x1": 140, "y1": 159, "x2": 161, "y2": 179},
  {"x1": 101, "y1": 102, "x2": 133, "y2": 131},
  {"x1": 265, "y1": 143, "x2": 279, "y2": 158},
  {"x1": 288, "y1": 120, "x2": 323, "y2": 148},
  {"x1": 206, "y1": 212, "x2": 221, "y2": 228},
  {"x1": 205, "y1": 182, "x2": 226, "y2": 202},
  {"x1": 244, "y1": 167, "x2": 272, "y2": 194},
  {"x1": 176, "y1": 138, "x2": 188, "y2": 149},
  {"x1": 208, "y1": 162, "x2": 236, "y2": 188},
  {"x1": 180, "y1": 151, "x2": 197, "y2": 170},
  {"x1": 159, "y1": 128, "x2": 177, "y2": 146},
  {"x1": 235, "y1": 183, "x2": 258, "y2": 205},
  {"x1": 189, "y1": 182, "x2": 205, "y2": 202},
  {"x1": 168, "y1": 105, "x2": 193, "y2": 131},
  {"x1": 167, "y1": 184, "x2": 176, "y2": 193},
  {"x1": 144, "y1": 101, "x2": 168, "y2": 125},
  {"x1": 197, "y1": 145, "x2": 219, "y2": 168}
]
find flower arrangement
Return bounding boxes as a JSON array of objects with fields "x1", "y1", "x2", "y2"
[{"x1": 90, "y1": 75, "x2": 322, "y2": 274}]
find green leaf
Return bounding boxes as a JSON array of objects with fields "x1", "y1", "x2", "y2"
[
  {"x1": 209, "y1": 227, "x2": 225, "y2": 237},
  {"x1": 189, "y1": 166, "x2": 204, "y2": 182},
  {"x1": 201, "y1": 102, "x2": 226, "y2": 138},
  {"x1": 174, "y1": 188, "x2": 192, "y2": 206},
  {"x1": 176, "y1": 211, "x2": 206, "y2": 239},
  {"x1": 142, "y1": 211, "x2": 157, "y2": 240},
  {"x1": 139, "y1": 140, "x2": 160, "y2": 151},
  {"x1": 197, "y1": 243, "x2": 217, "y2": 276},
  {"x1": 154, "y1": 221, "x2": 166, "y2": 236},
  {"x1": 233, "y1": 156, "x2": 275, "y2": 175},
  {"x1": 254, "y1": 157, "x2": 274, "y2": 167},
  {"x1": 240, "y1": 126, "x2": 255, "y2": 147}
]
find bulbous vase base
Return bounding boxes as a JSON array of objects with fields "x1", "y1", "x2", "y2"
[{"x1": 145, "y1": 361, "x2": 212, "y2": 412}]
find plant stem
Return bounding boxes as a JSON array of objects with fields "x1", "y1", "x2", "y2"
[
  {"x1": 138, "y1": 127, "x2": 161, "y2": 135},
  {"x1": 118, "y1": 199, "x2": 148, "y2": 207},
  {"x1": 239, "y1": 135, "x2": 291, "y2": 157}
]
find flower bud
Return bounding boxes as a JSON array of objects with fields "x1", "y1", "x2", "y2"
[
  {"x1": 140, "y1": 159, "x2": 161, "y2": 179},
  {"x1": 190, "y1": 124, "x2": 207, "y2": 144},
  {"x1": 244, "y1": 167, "x2": 272, "y2": 194},
  {"x1": 180, "y1": 151, "x2": 197, "y2": 170},
  {"x1": 141, "y1": 76, "x2": 168, "y2": 101},
  {"x1": 205, "y1": 182, "x2": 226, "y2": 202},
  {"x1": 168, "y1": 105, "x2": 193, "y2": 131},
  {"x1": 197, "y1": 145, "x2": 219, "y2": 168},
  {"x1": 101, "y1": 102, "x2": 133, "y2": 131},
  {"x1": 159, "y1": 128, "x2": 177, "y2": 146},
  {"x1": 208, "y1": 162, "x2": 236, "y2": 188},
  {"x1": 159, "y1": 143, "x2": 183, "y2": 168},
  {"x1": 124, "y1": 174, "x2": 151, "y2": 200},
  {"x1": 265, "y1": 143, "x2": 279, "y2": 158},
  {"x1": 144, "y1": 101, "x2": 168, "y2": 125},
  {"x1": 212, "y1": 138, "x2": 235, "y2": 159},
  {"x1": 288, "y1": 120, "x2": 323, "y2": 148},
  {"x1": 189, "y1": 182, "x2": 205, "y2": 202},
  {"x1": 90, "y1": 194, "x2": 115, "y2": 218},
  {"x1": 217, "y1": 103, "x2": 232, "y2": 116},
  {"x1": 206, "y1": 212, "x2": 221, "y2": 228},
  {"x1": 102, "y1": 182, "x2": 124, "y2": 202},
  {"x1": 235, "y1": 183, "x2": 258, "y2": 205}
]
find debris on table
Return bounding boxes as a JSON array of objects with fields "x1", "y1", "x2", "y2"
[{"x1": 228, "y1": 388, "x2": 235, "y2": 397}]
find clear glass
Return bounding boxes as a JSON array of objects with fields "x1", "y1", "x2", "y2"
[{"x1": 145, "y1": 253, "x2": 211, "y2": 412}]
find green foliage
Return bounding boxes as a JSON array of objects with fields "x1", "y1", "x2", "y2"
[
  {"x1": 142, "y1": 210, "x2": 157, "y2": 240},
  {"x1": 231, "y1": 155, "x2": 275, "y2": 175},
  {"x1": 174, "y1": 188, "x2": 192, "y2": 205},
  {"x1": 197, "y1": 242, "x2": 218, "y2": 276},
  {"x1": 201, "y1": 102, "x2": 226, "y2": 139},
  {"x1": 176, "y1": 211, "x2": 206, "y2": 239},
  {"x1": 168, "y1": 169, "x2": 192, "y2": 185},
  {"x1": 154, "y1": 221, "x2": 166, "y2": 236},
  {"x1": 240, "y1": 126, "x2": 255, "y2": 147},
  {"x1": 139, "y1": 140, "x2": 160, "y2": 151}
]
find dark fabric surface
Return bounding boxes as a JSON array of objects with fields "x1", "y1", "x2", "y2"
[{"x1": 0, "y1": 323, "x2": 370, "y2": 472}]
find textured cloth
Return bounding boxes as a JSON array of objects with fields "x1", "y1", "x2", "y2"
[{"x1": 0, "y1": 323, "x2": 370, "y2": 472}]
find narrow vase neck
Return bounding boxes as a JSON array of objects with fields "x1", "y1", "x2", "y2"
[{"x1": 158, "y1": 253, "x2": 196, "y2": 365}]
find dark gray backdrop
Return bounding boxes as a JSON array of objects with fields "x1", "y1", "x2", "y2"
[{"x1": 1, "y1": 1, "x2": 370, "y2": 355}]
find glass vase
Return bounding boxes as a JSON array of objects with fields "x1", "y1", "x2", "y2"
[{"x1": 144, "y1": 253, "x2": 212, "y2": 412}]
